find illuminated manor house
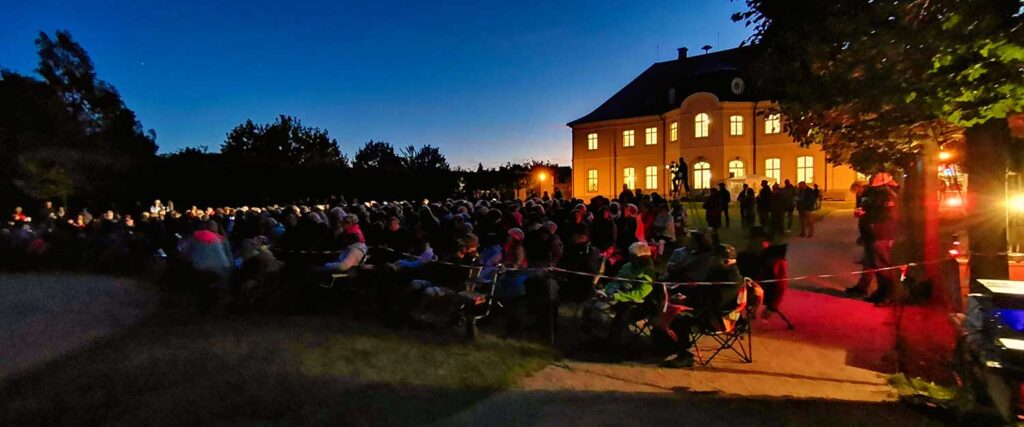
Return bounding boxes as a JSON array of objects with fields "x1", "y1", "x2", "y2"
[{"x1": 569, "y1": 46, "x2": 859, "y2": 199}]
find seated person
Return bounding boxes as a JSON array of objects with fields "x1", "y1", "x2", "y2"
[
  {"x1": 323, "y1": 230, "x2": 368, "y2": 273},
  {"x1": 737, "y1": 227, "x2": 788, "y2": 319},
  {"x1": 583, "y1": 242, "x2": 656, "y2": 333},
  {"x1": 655, "y1": 244, "x2": 742, "y2": 368},
  {"x1": 407, "y1": 234, "x2": 480, "y2": 322},
  {"x1": 666, "y1": 231, "x2": 713, "y2": 282}
]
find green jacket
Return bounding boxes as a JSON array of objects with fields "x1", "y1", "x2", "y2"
[{"x1": 605, "y1": 262, "x2": 656, "y2": 304}]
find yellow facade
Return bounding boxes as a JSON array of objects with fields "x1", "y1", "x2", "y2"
[{"x1": 571, "y1": 92, "x2": 858, "y2": 200}]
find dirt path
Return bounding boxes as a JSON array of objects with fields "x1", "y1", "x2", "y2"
[
  {"x1": 438, "y1": 208, "x2": 953, "y2": 426},
  {"x1": 0, "y1": 274, "x2": 156, "y2": 379}
]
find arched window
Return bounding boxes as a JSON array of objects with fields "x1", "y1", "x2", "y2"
[
  {"x1": 797, "y1": 156, "x2": 814, "y2": 183},
  {"x1": 693, "y1": 161, "x2": 711, "y2": 189},
  {"x1": 728, "y1": 160, "x2": 745, "y2": 178},
  {"x1": 694, "y1": 113, "x2": 709, "y2": 138}
]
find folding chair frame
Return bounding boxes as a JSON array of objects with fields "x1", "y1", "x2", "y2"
[
  {"x1": 688, "y1": 280, "x2": 761, "y2": 366},
  {"x1": 690, "y1": 316, "x2": 753, "y2": 366}
]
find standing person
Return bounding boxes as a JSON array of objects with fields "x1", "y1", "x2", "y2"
[
  {"x1": 756, "y1": 180, "x2": 772, "y2": 229},
  {"x1": 770, "y1": 184, "x2": 787, "y2": 239},
  {"x1": 781, "y1": 179, "x2": 797, "y2": 232},
  {"x1": 717, "y1": 183, "x2": 731, "y2": 228},
  {"x1": 739, "y1": 185, "x2": 756, "y2": 229},
  {"x1": 851, "y1": 172, "x2": 900, "y2": 304},
  {"x1": 618, "y1": 184, "x2": 636, "y2": 205},
  {"x1": 796, "y1": 182, "x2": 818, "y2": 237},
  {"x1": 703, "y1": 188, "x2": 723, "y2": 231}
]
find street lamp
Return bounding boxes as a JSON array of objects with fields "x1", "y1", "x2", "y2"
[
  {"x1": 1009, "y1": 193, "x2": 1024, "y2": 213},
  {"x1": 537, "y1": 172, "x2": 548, "y2": 183},
  {"x1": 938, "y1": 151, "x2": 953, "y2": 161}
]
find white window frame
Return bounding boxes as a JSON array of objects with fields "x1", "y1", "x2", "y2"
[
  {"x1": 797, "y1": 155, "x2": 814, "y2": 183},
  {"x1": 765, "y1": 158, "x2": 781, "y2": 182},
  {"x1": 587, "y1": 169, "x2": 598, "y2": 192},
  {"x1": 622, "y1": 130, "x2": 635, "y2": 147},
  {"x1": 670, "y1": 121, "x2": 678, "y2": 141},
  {"x1": 623, "y1": 167, "x2": 636, "y2": 189},
  {"x1": 587, "y1": 133, "x2": 598, "y2": 151},
  {"x1": 645, "y1": 127, "x2": 657, "y2": 145},
  {"x1": 694, "y1": 113, "x2": 709, "y2": 138},
  {"x1": 729, "y1": 115, "x2": 744, "y2": 136},
  {"x1": 728, "y1": 160, "x2": 745, "y2": 178},
  {"x1": 645, "y1": 165, "x2": 658, "y2": 189},
  {"x1": 765, "y1": 113, "x2": 782, "y2": 135},
  {"x1": 693, "y1": 161, "x2": 711, "y2": 189}
]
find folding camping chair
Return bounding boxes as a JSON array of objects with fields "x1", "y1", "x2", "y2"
[{"x1": 690, "y1": 278, "x2": 764, "y2": 366}]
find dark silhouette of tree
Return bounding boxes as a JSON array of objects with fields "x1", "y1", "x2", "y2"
[
  {"x1": 353, "y1": 140, "x2": 404, "y2": 169},
  {"x1": 221, "y1": 115, "x2": 342, "y2": 166},
  {"x1": 35, "y1": 30, "x2": 157, "y2": 156},
  {"x1": 400, "y1": 144, "x2": 450, "y2": 170},
  {"x1": 734, "y1": 0, "x2": 1023, "y2": 280}
]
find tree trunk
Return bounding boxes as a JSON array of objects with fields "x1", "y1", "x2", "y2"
[{"x1": 966, "y1": 118, "x2": 1011, "y2": 290}]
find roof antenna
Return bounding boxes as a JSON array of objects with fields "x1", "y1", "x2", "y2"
[{"x1": 701, "y1": 45, "x2": 712, "y2": 54}]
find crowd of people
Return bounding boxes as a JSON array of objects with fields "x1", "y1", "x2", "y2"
[{"x1": 4, "y1": 179, "x2": 832, "y2": 367}]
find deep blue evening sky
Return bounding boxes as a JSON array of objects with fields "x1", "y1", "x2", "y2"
[{"x1": 2, "y1": 0, "x2": 751, "y2": 168}]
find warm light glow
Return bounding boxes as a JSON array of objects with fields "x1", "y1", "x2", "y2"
[
  {"x1": 945, "y1": 196, "x2": 963, "y2": 207},
  {"x1": 948, "y1": 249, "x2": 960, "y2": 257},
  {"x1": 537, "y1": 172, "x2": 547, "y2": 182},
  {"x1": 938, "y1": 151, "x2": 952, "y2": 161},
  {"x1": 1009, "y1": 193, "x2": 1024, "y2": 213}
]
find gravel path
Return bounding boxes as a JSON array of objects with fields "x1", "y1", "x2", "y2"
[
  {"x1": 438, "y1": 208, "x2": 950, "y2": 426},
  {"x1": 0, "y1": 274, "x2": 156, "y2": 379}
]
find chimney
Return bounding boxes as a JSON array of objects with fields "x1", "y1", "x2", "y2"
[{"x1": 677, "y1": 47, "x2": 688, "y2": 60}]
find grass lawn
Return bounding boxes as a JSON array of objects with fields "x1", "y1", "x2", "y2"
[
  {"x1": 0, "y1": 296, "x2": 556, "y2": 427},
  {"x1": 679, "y1": 200, "x2": 855, "y2": 247}
]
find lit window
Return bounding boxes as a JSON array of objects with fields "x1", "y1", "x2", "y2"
[
  {"x1": 645, "y1": 127, "x2": 657, "y2": 145},
  {"x1": 623, "y1": 130, "x2": 635, "y2": 147},
  {"x1": 765, "y1": 113, "x2": 781, "y2": 134},
  {"x1": 587, "y1": 169, "x2": 598, "y2": 192},
  {"x1": 670, "y1": 122, "x2": 678, "y2": 141},
  {"x1": 765, "y1": 158, "x2": 781, "y2": 182},
  {"x1": 729, "y1": 115, "x2": 744, "y2": 136},
  {"x1": 797, "y1": 156, "x2": 814, "y2": 183},
  {"x1": 645, "y1": 165, "x2": 658, "y2": 189},
  {"x1": 694, "y1": 113, "x2": 709, "y2": 138},
  {"x1": 728, "y1": 160, "x2": 745, "y2": 178},
  {"x1": 587, "y1": 133, "x2": 598, "y2": 150},
  {"x1": 693, "y1": 161, "x2": 711, "y2": 189},
  {"x1": 623, "y1": 167, "x2": 636, "y2": 189}
]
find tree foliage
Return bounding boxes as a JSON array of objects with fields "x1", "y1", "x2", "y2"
[
  {"x1": 35, "y1": 30, "x2": 157, "y2": 156},
  {"x1": 732, "y1": 0, "x2": 1022, "y2": 171},
  {"x1": 400, "y1": 144, "x2": 450, "y2": 171},
  {"x1": 221, "y1": 115, "x2": 343, "y2": 166},
  {"x1": 0, "y1": 31, "x2": 157, "y2": 206},
  {"x1": 353, "y1": 140, "x2": 404, "y2": 170}
]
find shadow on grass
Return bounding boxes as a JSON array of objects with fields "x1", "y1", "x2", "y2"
[
  {"x1": 0, "y1": 305, "x2": 555, "y2": 427},
  {"x1": 441, "y1": 389, "x2": 957, "y2": 427}
]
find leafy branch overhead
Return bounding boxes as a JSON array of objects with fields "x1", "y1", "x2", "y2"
[{"x1": 732, "y1": 0, "x2": 1023, "y2": 171}]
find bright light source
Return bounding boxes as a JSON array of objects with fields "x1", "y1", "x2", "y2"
[
  {"x1": 938, "y1": 151, "x2": 953, "y2": 161},
  {"x1": 948, "y1": 249, "x2": 960, "y2": 257},
  {"x1": 1009, "y1": 193, "x2": 1024, "y2": 213},
  {"x1": 945, "y1": 196, "x2": 963, "y2": 207},
  {"x1": 538, "y1": 172, "x2": 548, "y2": 182}
]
